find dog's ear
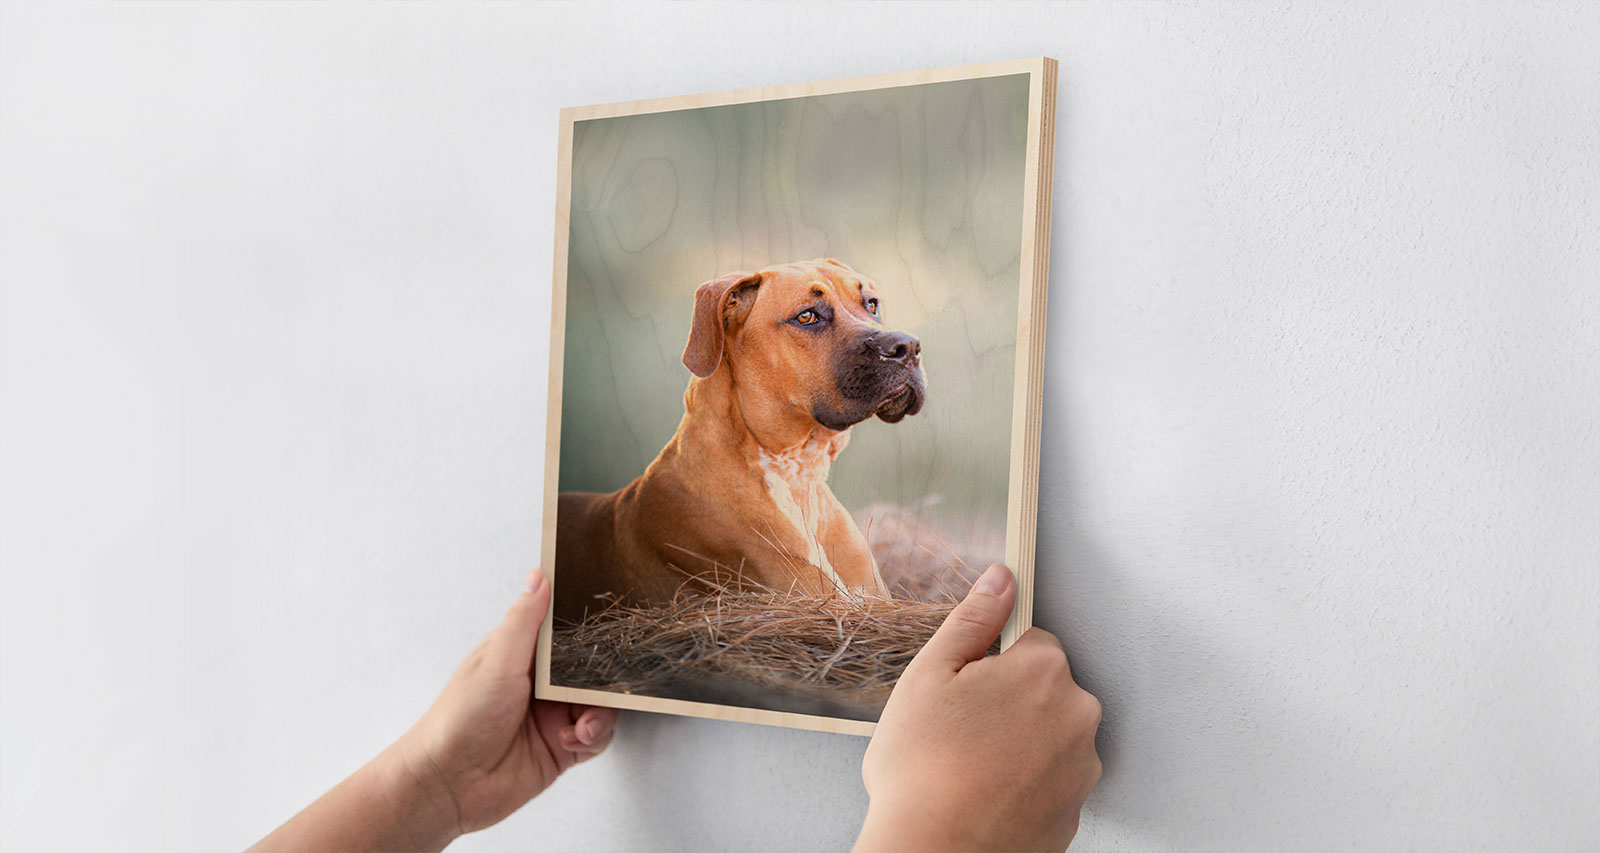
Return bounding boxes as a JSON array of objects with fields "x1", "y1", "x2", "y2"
[{"x1": 683, "y1": 272, "x2": 762, "y2": 378}]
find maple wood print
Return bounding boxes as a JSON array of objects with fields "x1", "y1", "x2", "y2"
[{"x1": 536, "y1": 59, "x2": 1055, "y2": 736}]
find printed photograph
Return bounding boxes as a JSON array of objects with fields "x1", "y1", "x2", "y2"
[{"x1": 543, "y1": 66, "x2": 1047, "y2": 725}]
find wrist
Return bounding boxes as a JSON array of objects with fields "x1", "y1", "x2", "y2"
[
  {"x1": 248, "y1": 734, "x2": 463, "y2": 853},
  {"x1": 854, "y1": 796, "x2": 971, "y2": 853},
  {"x1": 369, "y1": 737, "x2": 462, "y2": 852}
]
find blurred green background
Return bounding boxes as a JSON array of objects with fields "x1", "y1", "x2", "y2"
[{"x1": 558, "y1": 73, "x2": 1031, "y2": 570}]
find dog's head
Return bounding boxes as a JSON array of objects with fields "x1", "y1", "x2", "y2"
[{"x1": 682, "y1": 259, "x2": 926, "y2": 438}]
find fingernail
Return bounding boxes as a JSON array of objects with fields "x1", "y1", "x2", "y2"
[
  {"x1": 578, "y1": 719, "x2": 596, "y2": 744},
  {"x1": 524, "y1": 568, "x2": 548, "y2": 596},
  {"x1": 972, "y1": 563, "x2": 1010, "y2": 597}
]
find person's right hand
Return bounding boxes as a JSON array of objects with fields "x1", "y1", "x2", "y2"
[{"x1": 855, "y1": 563, "x2": 1103, "y2": 852}]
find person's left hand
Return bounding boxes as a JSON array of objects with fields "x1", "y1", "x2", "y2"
[
  {"x1": 393, "y1": 567, "x2": 618, "y2": 837},
  {"x1": 251, "y1": 567, "x2": 617, "y2": 852}
]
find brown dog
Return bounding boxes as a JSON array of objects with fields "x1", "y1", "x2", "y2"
[{"x1": 554, "y1": 259, "x2": 926, "y2": 622}]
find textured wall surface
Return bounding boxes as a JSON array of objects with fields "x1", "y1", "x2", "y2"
[{"x1": 2, "y1": 3, "x2": 1596, "y2": 851}]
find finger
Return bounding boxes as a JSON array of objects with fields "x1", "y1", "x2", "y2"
[
  {"x1": 552, "y1": 706, "x2": 618, "y2": 756},
  {"x1": 534, "y1": 700, "x2": 583, "y2": 772},
  {"x1": 574, "y1": 706, "x2": 618, "y2": 746},
  {"x1": 572, "y1": 722, "x2": 615, "y2": 759},
  {"x1": 563, "y1": 719, "x2": 613, "y2": 750},
  {"x1": 1006, "y1": 626, "x2": 1071, "y2": 677},
  {"x1": 1011, "y1": 626, "x2": 1063, "y2": 653},
  {"x1": 486, "y1": 567, "x2": 552, "y2": 674},
  {"x1": 913, "y1": 563, "x2": 1017, "y2": 674}
]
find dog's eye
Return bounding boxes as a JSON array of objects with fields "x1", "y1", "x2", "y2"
[
  {"x1": 796, "y1": 310, "x2": 819, "y2": 325},
  {"x1": 866, "y1": 298, "x2": 880, "y2": 316}
]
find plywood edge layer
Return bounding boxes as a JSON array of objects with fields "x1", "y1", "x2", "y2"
[
  {"x1": 535, "y1": 115, "x2": 577, "y2": 695},
  {"x1": 1016, "y1": 58, "x2": 1057, "y2": 645},
  {"x1": 540, "y1": 684, "x2": 878, "y2": 737}
]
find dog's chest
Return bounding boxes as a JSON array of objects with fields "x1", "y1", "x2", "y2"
[{"x1": 756, "y1": 438, "x2": 849, "y2": 593}]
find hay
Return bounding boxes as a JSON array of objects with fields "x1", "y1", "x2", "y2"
[
  {"x1": 550, "y1": 509, "x2": 1000, "y2": 719},
  {"x1": 550, "y1": 586, "x2": 977, "y2": 720}
]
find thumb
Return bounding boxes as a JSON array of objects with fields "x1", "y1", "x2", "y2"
[
  {"x1": 487, "y1": 567, "x2": 552, "y2": 674},
  {"x1": 914, "y1": 563, "x2": 1017, "y2": 674}
]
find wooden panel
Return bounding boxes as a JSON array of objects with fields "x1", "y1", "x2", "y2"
[{"x1": 537, "y1": 58, "x2": 1057, "y2": 736}]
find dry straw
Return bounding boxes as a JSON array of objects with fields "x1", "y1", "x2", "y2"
[
  {"x1": 550, "y1": 508, "x2": 992, "y2": 713},
  {"x1": 551, "y1": 587, "x2": 966, "y2": 716},
  {"x1": 550, "y1": 512, "x2": 991, "y2": 718}
]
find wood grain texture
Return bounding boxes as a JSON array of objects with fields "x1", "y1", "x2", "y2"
[{"x1": 537, "y1": 58, "x2": 1057, "y2": 737}]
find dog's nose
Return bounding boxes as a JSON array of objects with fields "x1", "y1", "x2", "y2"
[{"x1": 869, "y1": 331, "x2": 921, "y2": 365}]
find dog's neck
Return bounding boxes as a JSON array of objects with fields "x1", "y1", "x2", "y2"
[
  {"x1": 755, "y1": 432, "x2": 840, "y2": 489},
  {"x1": 676, "y1": 370, "x2": 853, "y2": 594},
  {"x1": 754, "y1": 431, "x2": 850, "y2": 590}
]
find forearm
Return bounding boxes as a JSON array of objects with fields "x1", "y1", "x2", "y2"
[{"x1": 249, "y1": 741, "x2": 459, "y2": 853}]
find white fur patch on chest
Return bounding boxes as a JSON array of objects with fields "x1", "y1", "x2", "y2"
[{"x1": 756, "y1": 436, "x2": 849, "y2": 595}]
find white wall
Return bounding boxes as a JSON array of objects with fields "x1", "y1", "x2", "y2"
[{"x1": 2, "y1": 3, "x2": 1595, "y2": 850}]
